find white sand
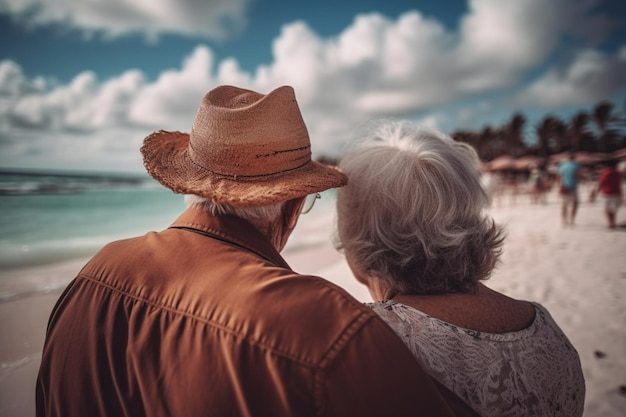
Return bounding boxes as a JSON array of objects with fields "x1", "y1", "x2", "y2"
[
  {"x1": 1, "y1": 186, "x2": 624, "y2": 416},
  {"x1": 287, "y1": 185, "x2": 626, "y2": 417}
]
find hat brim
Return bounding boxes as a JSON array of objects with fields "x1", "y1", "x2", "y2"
[{"x1": 141, "y1": 130, "x2": 347, "y2": 207}]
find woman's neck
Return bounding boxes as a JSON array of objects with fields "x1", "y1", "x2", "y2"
[{"x1": 389, "y1": 284, "x2": 536, "y2": 334}]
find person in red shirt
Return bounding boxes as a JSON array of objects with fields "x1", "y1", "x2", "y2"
[{"x1": 597, "y1": 159, "x2": 623, "y2": 228}]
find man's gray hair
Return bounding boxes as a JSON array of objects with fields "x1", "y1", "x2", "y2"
[
  {"x1": 335, "y1": 120, "x2": 504, "y2": 294},
  {"x1": 185, "y1": 195, "x2": 285, "y2": 222}
]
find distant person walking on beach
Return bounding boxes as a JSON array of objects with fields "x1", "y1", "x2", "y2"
[
  {"x1": 36, "y1": 86, "x2": 473, "y2": 417},
  {"x1": 528, "y1": 165, "x2": 548, "y2": 204},
  {"x1": 596, "y1": 159, "x2": 623, "y2": 228},
  {"x1": 335, "y1": 121, "x2": 585, "y2": 417},
  {"x1": 557, "y1": 152, "x2": 583, "y2": 227}
]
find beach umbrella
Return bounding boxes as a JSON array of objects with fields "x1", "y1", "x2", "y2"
[
  {"x1": 550, "y1": 151, "x2": 610, "y2": 165},
  {"x1": 611, "y1": 148, "x2": 626, "y2": 160},
  {"x1": 487, "y1": 155, "x2": 515, "y2": 171},
  {"x1": 549, "y1": 151, "x2": 572, "y2": 164},
  {"x1": 574, "y1": 152, "x2": 610, "y2": 165},
  {"x1": 512, "y1": 155, "x2": 546, "y2": 171}
]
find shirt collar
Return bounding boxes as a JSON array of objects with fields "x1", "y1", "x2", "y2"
[{"x1": 169, "y1": 206, "x2": 290, "y2": 269}]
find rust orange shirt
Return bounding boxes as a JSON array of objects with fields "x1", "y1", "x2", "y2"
[{"x1": 37, "y1": 207, "x2": 477, "y2": 417}]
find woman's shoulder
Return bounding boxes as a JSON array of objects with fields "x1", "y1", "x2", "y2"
[
  {"x1": 367, "y1": 299, "x2": 457, "y2": 339},
  {"x1": 370, "y1": 300, "x2": 584, "y2": 417},
  {"x1": 369, "y1": 298, "x2": 550, "y2": 341}
]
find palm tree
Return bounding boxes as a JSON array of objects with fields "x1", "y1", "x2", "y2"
[
  {"x1": 452, "y1": 127, "x2": 495, "y2": 161},
  {"x1": 567, "y1": 112, "x2": 589, "y2": 152},
  {"x1": 591, "y1": 101, "x2": 613, "y2": 130},
  {"x1": 535, "y1": 115, "x2": 563, "y2": 157},
  {"x1": 451, "y1": 130, "x2": 479, "y2": 150},
  {"x1": 501, "y1": 113, "x2": 528, "y2": 157},
  {"x1": 552, "y1": 119, "x2": 568, "y2": 153},
  {"x1": 591, "y1": 101, "x2": 618, "y2": 153},
  {"x1": 478, "y1": 126, "x2": 500, "y2": 161}
]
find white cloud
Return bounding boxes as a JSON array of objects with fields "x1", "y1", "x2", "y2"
[
  {"x1": 1, "y1": 0, "x2": 624, "y2": 171},
  {"x1": 92, "y1": 70, "x2": 145, "y2": 127},
  {"x1": 0, "y1": 0, "x2": 251, "y2": 40},
  {"x1": 0, "y1": 62, "x2": 149, "y2": 171},
  {"x1": 0, "y1": 60, "x2": 46, "y2": 95},
  {"x1": 262, "y1": 0, "x2": 616, "y2": 114},
  {"x1": 245, "y1": 0, "x2": 622, "y2": 155},
  {"x1": 128, "y1": 46, "x2": 214, "y2": 128},
  {"x1": 515, "y1": 47, "x2": 626, "y2": 109},
  {"x1": 7, "y1": 69, "x2": 147, "y2": 131}
]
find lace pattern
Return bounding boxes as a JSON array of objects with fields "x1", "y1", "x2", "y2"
[{"x1": 369, "y1": 300, "x2": 585, "y2": 417}]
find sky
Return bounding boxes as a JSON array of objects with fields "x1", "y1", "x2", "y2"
[{"x1": 0, "y1": 0, "x2": 625, "y2": 172}]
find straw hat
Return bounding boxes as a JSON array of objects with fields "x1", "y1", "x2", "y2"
[{"x1": 141, "y1": 85, "x2": 347, "y2": 207}]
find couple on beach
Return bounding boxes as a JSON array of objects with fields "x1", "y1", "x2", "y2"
[{"x1": 36, "y1": 86, "x2": 585, "y2": 416}]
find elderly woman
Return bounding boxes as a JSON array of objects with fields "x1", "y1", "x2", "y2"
[{"x1": 335, "y1": 121, "x2": 585, "y2": 417}]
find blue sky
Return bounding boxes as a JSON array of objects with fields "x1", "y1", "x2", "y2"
[{"x1": 0, "y1": 0, "x2": 625, "y2": 172}]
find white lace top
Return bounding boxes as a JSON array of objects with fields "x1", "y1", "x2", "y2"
[{"x1": 369, "y1": 300, "x2": 585, "y2": 417}]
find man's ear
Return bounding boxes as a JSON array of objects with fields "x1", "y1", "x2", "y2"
[{"x1": 283, "y1": 197, "x2": 306, "y2": 229}]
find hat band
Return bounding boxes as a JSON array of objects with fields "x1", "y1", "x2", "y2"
[{"x1": 187, "y1": 144, "x2": 311, "y2": 180}]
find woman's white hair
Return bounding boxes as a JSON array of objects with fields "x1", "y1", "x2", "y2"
[
  {"x1": 335, "y1": 120, "x2": 504, "y2": 294},
  {"x1": 184, "y1": 194, "x2": 285, "y2": 222}
]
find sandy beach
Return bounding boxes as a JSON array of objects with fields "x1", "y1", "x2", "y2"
[{"x1": 1, "y1": 186, "x2": 624, "y2": 417}]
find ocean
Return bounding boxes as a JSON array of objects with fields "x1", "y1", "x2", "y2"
[
  {"x1": 0, "y1": 170, "x2": 184, "y2": 299},
  {"x1": 0, "y1": 169, "x2": 337, "y2": 301}
]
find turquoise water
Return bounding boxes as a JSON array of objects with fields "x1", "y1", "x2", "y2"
[
  {"x1": 0, "y1": 170, "x2": 338, "y2": 301},
  {"x1": 0, "y1": 170, "x2": 185, "y2": 270}
]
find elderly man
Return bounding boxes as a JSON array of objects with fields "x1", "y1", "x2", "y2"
[{"x1": 36, "y1": 85, "x2": 474, "y2": 416}]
